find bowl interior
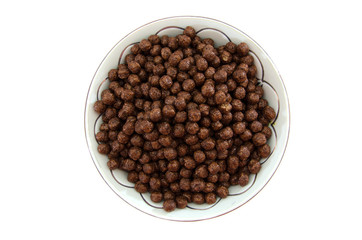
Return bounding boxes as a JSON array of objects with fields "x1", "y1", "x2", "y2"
[{"x1": 85, "y1": 16, "x2": 290, "y2": 221}]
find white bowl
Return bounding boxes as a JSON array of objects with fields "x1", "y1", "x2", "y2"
[{"x1": 84, "y1": 16, "x2": 290, "y2": 221}]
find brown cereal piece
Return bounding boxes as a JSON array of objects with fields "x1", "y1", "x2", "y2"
[
  {"x1": 128, "y1": 147, "x2": 142, "y2": 161},
  {"x1": 108, "y1": 117, "x2": 121, "y2": 131},
  {"x1": 163, "y1": 190, "x2": 175, "y2": 200},
  {"x1": 245, "y1": 109, "x2": 259, "y2": 122},
  {"x1": 150, "y1": 192, "x2": 163, "y2": 203},
  {"x1": 201, "y1": 83, "x2": 215, "y2": 97},
  {"x1": 191, "y1": 150, "x2": 205, "y2": 164},
  {"x1": 205, "y1": 193, "x2": 217, "y2": 204},
  {"x1": 127, "y1": 171, "x2": 139, "y2": 183},
  {"x1": 195, "y1": 165, "x2": 208, "y2": 178},
  {"x1": 191, "y1": 178, "x2": 205, "y2": 192},
  {"x1": 176, "y1": 196, "x2": 188, "y2": 209},
  {"x1": 238, "y1": 146, "x2": 250, "y2": 161},
  {"x1": 177, "y1": 91, "x2": 192, "y2": 102},
  {"x1": 214, "y1": 69, "x2": 227, "y2": 83},
  {"x1": 219, "y1": 172, "x2": 230, "y2": 182},
  {"x1": 184, "y1": 156, "x2": 196, "y2": 170},
  {"x1": 225, "y1": 42, "x2": 237, "y2": 53},
  {"x1": 121, "y1": 159, "x2": 136, "y2": 171},
  {"x1": 127, "y1": 61, "x2": 141, "y2": 74},
  {"x1": 161, "y1": 47, "x2": 172, "y2": 60},
  {"x1": 148, "y1": 75, "x2": 159, "y2": 86},
  {"x1": 248, "y1": 159, "x2": 261, "y2": 174},
  {"x1": 207, "y1": 174, "x2": 218, "y2": 183},
  {"x1": 227, "y1": 155, "x2": 239, "y2": 174},
  {"x1": 178, "y1": 34, "x2": 192, "y2": 48},
  {"x1": 160, "y1": 35, "x2": 169, "y2": 46},
  {"x1": 184, "y1": 121, "x2": 199, "y2": 134},
  {"x1": 149, "y1": 177, "x2": 161, "y2": 191},
  {"x1": 258, "y1": 144, "x2": 271, "y2": 158},
  {"x1": 118, "y1": 64, "x2": 130, "y2": 79},
  {"x1": 193, "y1": 91, "x2": 206, "y2": 104},
  {"x1": 97, "y1": 143, "x2": 110, "y2": 154},
  {"x1": 149, "y1": 108, "x2": 162, "y2": 122},
  {"x1": 107, "y1": 159, "x2": 119, "y2": 170},
  {"x1": 208, "y1": 162, "x2": 221, "y2": 175},
  {"x1": 180, "y1": 178, "x2": 191, "y2": 191},
  {"x1": 143, "y1": 163, "x2": 155, "y2": 175},
  {"x1": 167, "y1": 160, "x2": 181, "y2": 172},
  {"x1": 192, "y1": 193, "x2": 205, "y2": 204},
  {"x1": 202, "y1": 44, "x2": 217, "y2": 62},
  {"x1": 153, "y1": 63, "x2": 165, "y2": 76},
  {"x1": 188, "y1": 108, "x2": 201, "y2": 122},
  {"x1": 238, "y1": 173, "x2": 249, "y2": 186},
  {"x1": 196, "y1": 57, "x2": 208, "y2": 71},
  {"x1": 232, "y1": 122, "x2": 246, "y2": 135},
  {"x1": 184, "y1": 134, "x2": 198, "y2": 145},
  {"x1": 108, "y1": 69, "x2": 118, "y2": 81},
  {"x1": 172, "y1": 124, "x2": 185, "y2": 138},
  {"x1": 220, "y1": 50, "x2": 232, "y2": 63},
  {"x1": 131, "y1": 44, "x2": 141, "y2": 55},
  {"x1": 164, "y1": 148, "x2": 177, "y2": 160},
  {"x1": 201, "y1": 138, "x2": 215, "y2": 150},
  {"x1": 167, "y1": 37, "x2": 178, "y2": 50},
  {"x1": 149, "y1": 87, "x2": 161, "y2": 100},
  {"x1": 247, "y1": 92, "x2": 260, "y2": 104},
  {"x1": 147, "y1": 34, "x2": 159, "y2": 45},
  {"x1": 163, "y1": 200, "x2": 176, "y2": 212},
  {"x1": 135, "y1": 54, "x2": 147, "y2": 67},
  {"x1": 166, "y1": 66, "x2": 178, "y2": 80},
  {"x1": 261, "y1": 126, "x2": 272, "y2": 139},
  {"x1": 214, "y1": 91, "x2": 226, "y2": 105},
  {"x1": 258, "y1": 98, "x2": 268, "y2": 110},
  {"x1": 219, "y1": 127, "x2": 233, "y2": 140},
  {"x1": 157, "y1": 159, "x2": 168, "y2": 172},
  {"x1": 165, "y1": 171, "x2": 179, "y2": 183},
  {"x1": 135, "y1": 181, "x2": 148, "y2": 193},
  {"x1": 101, "y1": 90, "x2": 115, "y2": 106},
  {"x1": 250, "y1": 121, "x2": 263, "y2": 133},
  {"x1": 216, "y1": 186, "x2": 229, "y2": 198},
  {"x1": 263, "y1": 106, "x2": 276, "y2": 121},
  {"x1": 150, "y1": 44, "x2": 162, "y2": 56},
  {"x1": 234, "y1": 86, "x2": 246, "y2": 100},
  {"x1": 203, "y1": 38, "x2": 214, "y2": 46},
  {"x1": 237, "y1": 42, "x2": 249, "y2": 56},
  {"x1": 183, "y1": 26, "x2": 196, "y2": 39},
  {"x1": 96, "y1": 131, "x2": 109, "y2": 143},
  {"x1": 182, "y1": 79, "x2": 196, "y2": 92},
  {"x1": 162, "y1": 104, "x2": 176, "y2": 118},
  {"x1": 169, "y1": 53, "x2": 182, "y2": 67},
  {"x1": 109, "y1": 82, "x2": 120, "y2": 92},
  {"x1": 139, "y1": 39, "x2": 152, "y2": 52},
  {"x1": 159, "y1": 75, "x2": 173, "y2": 90},
  {"x1": 204, "y1": 182, "x2": 216, "y2": 193},
  {"x1": 241, "y1": 55, "x2": 254, "y2": 66},
  {"x1": 173, "y1": 111, "x2": 186, "y2": 123}
]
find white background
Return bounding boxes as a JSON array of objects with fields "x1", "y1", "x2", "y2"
[{"x1": 1, "y1": 0, "x2": 361, "y2": 239}]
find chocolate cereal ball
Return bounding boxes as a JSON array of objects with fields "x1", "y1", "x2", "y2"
[
  {"x1": 216, "y1": 186, "x2": 229, "y2": 198},
  {"x1": 176, "y1": 196, "x2": 188, "y2": 209},
  {"x1": 188, "y1": 108, "x2": 201, "y2": 122},
  {"x1": 150, "y1": 192, "x2": 163, "y2": 203},
  {"x1": 163, "y1": 200, "x2": 176, "y2": 212}
]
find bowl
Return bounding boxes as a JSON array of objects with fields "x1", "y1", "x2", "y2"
[{"x1": 84, "y1": 16, "x2": 290, "y2": 221}]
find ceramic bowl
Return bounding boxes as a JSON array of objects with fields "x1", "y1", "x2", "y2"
[{"x1": 84, "y1": 16, "x2": 290, "y2": 221}]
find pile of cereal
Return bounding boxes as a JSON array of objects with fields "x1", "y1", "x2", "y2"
[{"x1": 93, "y1": 26, "x2": 276, "y2": 212}]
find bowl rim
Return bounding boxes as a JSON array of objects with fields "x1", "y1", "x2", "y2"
[{"x1": 84, "y1": 15, "x2": 291, "y2": 222}]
